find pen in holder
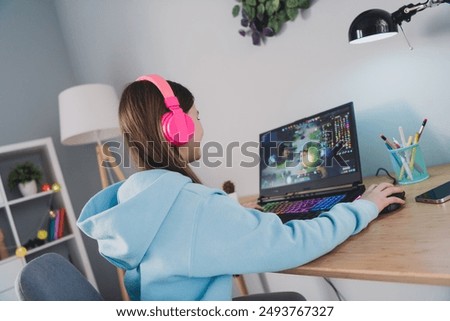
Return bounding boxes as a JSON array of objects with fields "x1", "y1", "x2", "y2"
[{"x1": 388, "y1": 143, "x2": 429, "y2": 185}]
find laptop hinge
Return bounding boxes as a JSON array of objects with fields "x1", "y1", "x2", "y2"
[
  {"x1": 259, "y1": 183, "x2": 364, "y2": 204},
  {"x1": 353, "y1": 180, "x2": 363, "y2": 187},
  {"x1": 258, "y1": 195, "x2": 286, "y2": 203}
]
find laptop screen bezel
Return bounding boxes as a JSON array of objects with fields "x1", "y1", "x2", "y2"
[{"x1": 258, "y1": 102, "x2": 363, "y2": 198}]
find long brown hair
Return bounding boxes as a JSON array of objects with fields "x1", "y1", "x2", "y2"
[{"x1": 119, "y1": 79, "x2": 202, "y2": 183}]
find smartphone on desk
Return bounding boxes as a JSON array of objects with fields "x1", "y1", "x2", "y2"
[{"x1": 415, "y1": 181, "x2": 450, "y2": 204}]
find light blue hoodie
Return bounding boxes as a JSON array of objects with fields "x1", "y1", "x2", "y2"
[{"x1": 77, "y1": 169, "x2": 378, "y2": 301}]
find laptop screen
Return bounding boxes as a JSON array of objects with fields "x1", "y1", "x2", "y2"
[{"x1": 259, "y1": 102, "x2": 362, "y2": 198}]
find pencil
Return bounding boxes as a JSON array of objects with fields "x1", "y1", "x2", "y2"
[
  {"x1": 409, "y1": 132, "x2": 420, "y2": 173},
  {"x1": 417, "y1": 118, "x2": 427, "y2": 141},
  {"x1": 399, "y1": 136, "x2": 413, "y2": 180},
  {"x1": 399, "y1": 126, "x2": 407, "y2": 148},
  {"x1": 380, "y1": 135, "x2": 397, "y2": 150}
]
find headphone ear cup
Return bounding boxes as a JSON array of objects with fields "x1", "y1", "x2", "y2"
[{"x1": 161, "y1": 108, "x2": 195, "y2": 146}]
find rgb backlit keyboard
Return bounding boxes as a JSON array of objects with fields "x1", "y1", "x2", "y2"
[{"x1": 262, "y1": 194, "x2": 346, "y2": 215}]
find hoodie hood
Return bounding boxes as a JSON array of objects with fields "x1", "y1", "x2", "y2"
[{"x1": 77, "y1": 169, "x2": 191, "y2": 270}]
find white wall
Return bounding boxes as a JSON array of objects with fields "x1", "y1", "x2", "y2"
[
  {"x1": 54, "y1": 0, "x2": 450, "y2": 195},
  {"x1": 53, "y1": 0, "x2": 450, "y2": 300}
]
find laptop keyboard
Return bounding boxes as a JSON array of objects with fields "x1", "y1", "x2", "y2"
[{"x1": 261, "y1": 194, "x2": 346, "y2": 215}]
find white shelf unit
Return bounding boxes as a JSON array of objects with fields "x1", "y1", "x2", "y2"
[{"x1": 0, "y1": 137, "x2": 96, "y2": 300}]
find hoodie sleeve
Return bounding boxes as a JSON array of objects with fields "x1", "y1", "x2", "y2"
[{"x1": 189, "y1": 194, "x2": 378, "y2": 277}]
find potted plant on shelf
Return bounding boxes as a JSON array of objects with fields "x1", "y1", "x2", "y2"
[{"x1": 7, "y1": 161, "x2": 43, "y2": 197}]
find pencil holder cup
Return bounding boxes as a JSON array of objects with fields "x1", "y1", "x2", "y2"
[{"x1": 388, "y1": 143, "x2": 429, "y2": 185}]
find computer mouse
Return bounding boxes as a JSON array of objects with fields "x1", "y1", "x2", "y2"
[{"x1": 380, "y1": 191, "x2": 406, "y2": 214}]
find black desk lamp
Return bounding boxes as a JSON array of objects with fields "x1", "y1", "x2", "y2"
[{"x1": 348, "y1": 0, "x2": 450, "y2": 44}]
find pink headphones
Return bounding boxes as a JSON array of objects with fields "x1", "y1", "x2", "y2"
[{"x1": 136, "y1": 74, "x2": 195, "y2": 146}]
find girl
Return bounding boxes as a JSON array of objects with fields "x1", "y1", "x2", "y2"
[{"x1": 77, "y1": 74, "x2": 405, "y2": 301}]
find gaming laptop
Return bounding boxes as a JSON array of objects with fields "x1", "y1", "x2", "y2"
[{"x1": 258, "y1": 102, "x2": 365, "y2": 223}]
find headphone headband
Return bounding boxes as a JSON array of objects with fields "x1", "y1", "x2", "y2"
[
  {"x1": 136, "y1": 75, "x2": 180, "y2": 110},
  {"x1": 136, "y1": 74, "x2": 194, "y2": 146}
]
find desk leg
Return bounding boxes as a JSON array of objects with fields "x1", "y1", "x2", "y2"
[{"x1": 234, "y1": 275, "x2": 249, "y2": 296}]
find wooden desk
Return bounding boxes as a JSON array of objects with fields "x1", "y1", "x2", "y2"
[{"x1": 242, "y1": 164, "x2": 450, "y2": 286}]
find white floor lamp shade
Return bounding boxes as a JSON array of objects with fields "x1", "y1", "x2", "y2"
[{"x1": 58, "y1": 84, "x2": 121, "y2": 145}]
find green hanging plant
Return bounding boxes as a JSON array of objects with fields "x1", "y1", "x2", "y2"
[{"x1": 232, "y1": 0, "x2": 311, "y2": 46}]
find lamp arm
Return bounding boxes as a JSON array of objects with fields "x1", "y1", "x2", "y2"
[
  {"x1": 392, "y1": 0, "x2": 449, "y2": 24},
  {"x1": 392, "y1": 2, "x2": 427, "y2": 24},
  {"x1": 429, "y1": 0, "x2": 450, "y2": 5}
]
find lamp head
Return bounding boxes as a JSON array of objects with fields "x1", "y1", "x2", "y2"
[
  {"x1": 349, "y1": 1, "x2": 450, "y2": 44},
  {"x1": 348, "y1": 9, "x2": 398, "y2": 44}
]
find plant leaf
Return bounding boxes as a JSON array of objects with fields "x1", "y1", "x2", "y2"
[
  {"x1": 268, "y1": 17, "x2": 280, "y2": 34},
  {"x1": 243, "y1": 4, "x2": 256, "y2": 19},
  {"x1": 256, "y1": 3, "x2": 265, "y2": 16},
  {"x1": 298, "y1": 0, "x2": 310, "y2": 9},
  {"x1": 262, "y1": 27, "x2": 274, "y2": 37},
  {"x1": 232, "y1": 5, "x2": 240, "y2": 17},
  {"x1": 277, "y1": 10, "x2": 287, "y2": 22},
  {"x1": 286, "y1": 8, "x2": 299, "y2": 21},
  {"x1": 265, "y1": 0, "x2": 280, "y2": 16},
  {"x1": 286, "y1": 0, "x2": 299, "y2": 8},
  {"x1": 252, "y1": 31, "x2": 261, "y2": 45}
]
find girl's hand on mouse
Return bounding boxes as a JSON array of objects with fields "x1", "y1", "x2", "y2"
[{"x1": 360, "y1": 183, "x2": 405, "y2": 213}]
